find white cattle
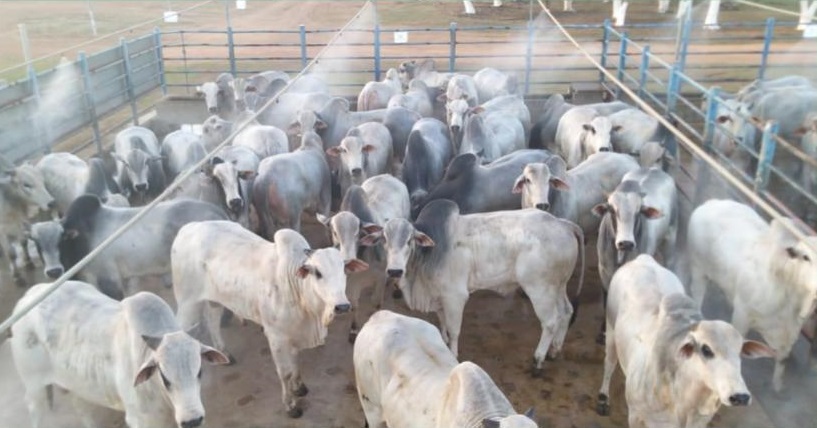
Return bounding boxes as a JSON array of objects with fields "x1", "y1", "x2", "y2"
[
  {"x1": 459, "y1": 110, "x2": 526, "y2": 164},
  {"x1": 11, "y1": 281, "x2": 229, "y2": 428},
  {"x1": 513, "y1": 152, "x2": 640, "y2": 236},
  {"x1": 196, "y1": 72, "x2": 236, "y2": 119},
  {"x1": 317, "y1": 174, "x2": 410, "y2": 341},
  {"x1": 358, "y1": 68, "x2": 403, "y2": 111},
  {"x1": 387, "y1": 79, "x2": 435, "y2": 118},
  {"x1": 0, "y1": 161, "x2": 54, "y2": 285},
  {"x1": 473, "y1": 67, "x2": 518, "y2": 103},
  {"x1": 113, "y1": 126, "x2": 165, "y2": 199},
  {"x1": 448, "y1": 94, "x2": 531, "y2": 149},
  {"x1": 596, "y1": 254, "x2": 773, "y2": 428},
  {"x1": 608, "y1": 108, "x2": 673, "y2": 157},
  {"x1": 37, "y1": 153, "x2": 123, "y2": 214},
  {"x1": 555, "y1": 107, "x2": 617, "y2": 168},
  {"x1": 160, "y1": 130, "x2": 206, "y2": 183},
  {"x1": 354, "y1": 310, "x2": 538, "y2": 428},
  {"x1": 233, "y1": 123, "x2": 289, "y2": 159},
  {"x1": 688, "y1": 199, "x2": 817, "y2": 392},
  {"x1": 326, "y1": 122, "x2": 394, "y2": 198},
  {"x1": 172, "y1": 222, "x2": 368, "y2": 417},
  {"x1": 361, "y1": 200, "x2": 584, "y2": 371},
  {"x1": 396, "y1": 59, "x2": 452, "y2": 91}
]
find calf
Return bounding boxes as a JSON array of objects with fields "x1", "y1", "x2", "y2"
[
  {"x1": 361, "y1": 200, "x2": 584, "y2": 372},
  {"x1": 354, "y1": 310, "x2": 537, "y2": 428},
  {"x1": 58, "y1": 194, "x2": 228, "y2": 299},
  {"x1": 596, "y1": 255, "x2": 773, "y2": 427},
  {"x1": 326, "y1": 122, "x2": 394, "y2": 198},
  {"x1": 11, "y1": 281, "x2": 229, "y2": 428},
  {"x1": 688, "y1": 199, "x2": 817, "y2": 392},
  {"x1": 172, "y1": 222, "x2": 367, "y2": 417}
]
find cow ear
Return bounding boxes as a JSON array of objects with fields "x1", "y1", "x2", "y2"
[
  {"x1": 524, "y1": 407, "x2": 535, "y2": 420},
  {"x1": 740, "y1": 340, "x2": 775, "y2": 359},
  {"x1": 142, "y1": 334, "x2": 163, "y2": 351},
  {"x1": 200, "y1": 344, "x2": 231, "y2": 365},
  {"x1": 296, "y1": 264, "x2": 314, "y2": 279},
  {"x1": 134, "y1": 358, "x2": 158, "y2": 386},
  {"x1": 481, "y1": 418, "x2": 501, "y2": 428},
  {"x1": 360, "y1": 223, "x2": 383, "y2": 235},
  {"x1": 287, "y1": 121, "x2": 302, "y2": 136},
  {"x1": 314, "y1": 115, "x2": 328, "y2": 130},
  {"x1": 640, "y1": 206, "x2": 663, "y2": 219},
  {"x1": 413, "y1": 231, "x2": 435, "y2": 247},
  {"x1": 592, "y1": 203, "x2": 609, "y2": 217},
  {"x1": 785, "y1": 246, "x2": 811, "y2": 262},
  {"x1": 362, "y1": 144, "x2": 376, "y2": 153},
  {"x1": 316, "y1": 213, "x2": 331, "y2": 227},
  {"x1": 359, "y1": 231, "x2": 384, "y2": 246},
  {"x1": 326, "y1": 147, "x2": 343, "y2": 157},
  {"x1": 550, "y1": 177, "x2": 570, "y2": 191},
  {"x1": 470, "y1": 106, "x2": 485, "y2": 115},
  {"x1": 512, "y1": 174, "x2": 527, "y2": 194},
  {"x1": 716, "y1": 115, "x2": 731, "y2": 124},
  {"x1": 237, "y1": 170, "x2": 256, "y2": 180},
  {"x1": 582, "y1": 123, "x2": 596, "y2": 134},
  {"x1": 345, "y1": 258, "x2": 370, "y2": 274}
]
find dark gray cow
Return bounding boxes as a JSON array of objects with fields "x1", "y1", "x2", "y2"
[
  {"x1": 57, "y1": 194, "x2": 229, "y2": 299},
  {"x1": 414, "y1": 149, "x2": 552, "y2": 218},
  {"x1": 252, "y1": 131, "x2": 331, "y2": 240},
  {"x1": 113, "y1": 126, "x2": 166, "y2": 202},
  {"x1": 383, "y1": 106, "x2": 422, "y2": 165},
  {"x1": 402, "y1": 118, "x2": 454, "y2": 214}
]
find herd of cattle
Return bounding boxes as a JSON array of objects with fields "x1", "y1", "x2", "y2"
[{"x1": 0, "y1": 58, "x2": 815, "y2": 428}]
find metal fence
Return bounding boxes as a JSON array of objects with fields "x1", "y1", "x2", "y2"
[{"x1": 0, "y1": 32, "x2": 164, "y2": 163}]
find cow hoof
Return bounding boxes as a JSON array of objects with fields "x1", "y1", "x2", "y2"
[
  {"x1": 596, "y1": 332, "x2": 606, "y2": 346},
  {"x1": 287, "y1": 406, "x2": 303, "y2": 418},
  {"x1": 348, "y1": 331, "x2": 358, "y2": 344},
  {"x1": 596, "y1": 394, "x2": 610, "y2": 416},
  {"x1": 392, "y1": 289, "x2": 403, "y2": 299},
  {"x1": 294, "y1": 384, "x2": 309, "y2": 397}
]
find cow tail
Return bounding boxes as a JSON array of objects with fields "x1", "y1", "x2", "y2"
[{"x1": 569, "y1": 221, "x2": 585, "y2": 327}]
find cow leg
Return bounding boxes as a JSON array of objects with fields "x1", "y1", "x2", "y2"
[
  {"x1": 178, "y1": 301, "x2": 207, "y2": 341},
  {"x1": 597, "y1": 321, "x2": 618, "y2": 416},
  {"x1": 267, "y1": 337, "x2": 304, "y2": 418},
  {"x1": 348, "y1": 279, "x2": 365, "y2": 344},
  {"x1": 440, "y1": 294, "x2": 467, "y2": 358},
  {"x1": 550, "y1": 292, "x2": 574, "y2": 356},
  {"x1": 359, "y1": 392, "x2": 387, "y2": 428},
  {"x1": 23, "y1": 386, "x2": 49, "y2": 428},
  {"x1": 435, "y1": 309, "x2": 449, "y2": 345},
  {"x1": 525, "y1": 287, "x2": 560, "y2": 375},
  {"x1": 597, "y1": 289, "x2": 608, "y2": 345},
  {"x1": 20, "y1": 237, "x2": 35, "y2": 270},
  {"x1": 1, "y1": 234, "x2": 25, "y2": 286},
  {"x1": 203, "y1": 302, "x2": 228, "y2": 353},
  {"x1": 688, "y1": 259, "x2": 707, "y2": 309}
]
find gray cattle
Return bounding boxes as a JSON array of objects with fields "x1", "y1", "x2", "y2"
[
  {"x1": 473, "y1": 67, "x2": 518, "y2": 102},
  {"x1": 232, "y1": 70, "x2": 290, "y2": 111},
  {"x1": 294, "y1": 98, "x2": 389, "y2": 151},
  {"x1": 201, "y1": 114, "x2": 288, "y2": 160},
  {"x1": 387, "y1": 79, "x2": 435, "y2": 118},
  {"x1": 382, "y1": 106, "x2": 422, "y2": 165},
  {"x1": 799, "y1": 113, "x2": 817, "y2": 196},
  {"x1": 172, "y1": 222, "x2": 367, "y2": 418},
  {"x1": 448, "y1": 94, "x2": 531, "y2": 149},
  {"x1": 260, "y1": 92, "x2": 333, "y2": 140},
  {"x1": 608, "y1": 108, "x2": 674, "y2": 156},
  {"x1": 441, "y1": 74, "x2": 480, "y2": 145},
  {"x1": 396, "y1": 59, "x2": 452, "y2": 92},
  {"x1": 318, "y1": 175, "x2": 410, "y2": 342},
  {"x1": 593, "y1": 167, "x2": 678, "y2": 343},
  {"x1": 200, "y1": 115, "x2": 233, "y2": 152},
  {"x1": 36, "y1": 153, "x2": 123, "y2": 214},
  {"x1": 12, "y1": 281, "x2": 229, "y2": 428},
  {"x1": 28, "y1": 220, "x2": 65, "y2": 279},
  {"x1": 196, "y1": 72, "x2": 236, "y2": 118},
  {"x1": 736, "y1": 75, "x2": 813, "y2": 105},
  {"x1": 459, "y1": 110, "x2": 526, "y2": 163},
  {"x1": 529, "y1": 94, "x2": 631, "y2": 149},
  {"x1": 357, "y1": 68, "x2": 403, "y2": 111},
  {"x1": 326, "y1": 122, "x2": 394, "y2": 197},
  {"x1": 402, "y1": 118, "x2": 454, "y2": 213},
  {"x1": 595, "y1": 255, "x2": 773, "y2": 426},
  {"x1": 57, "y1": 195, "x2": 228, "y2": 299},
  {"x1": 252, "y1": 131, "x2": 331, "y2": 240},
  {"x1": 360, "y1": 200, "x2": 584, "y2": 371},
  {"x1": 0, "y1": 162, "x2": 54, "y2": 285},
  {"x1": 513, "y1": 152, "x2": 640, "y2": 236},
  {"x1": 414, "y1": 150, "x2": 552, "y2": 218},
  {"x1": 161, "y1": 130, "x2": 207, "y2": 183},
  {"x1": 354, "y1": 310, "x2": 537, "y2": 428},
  {"x1": 113, "y1": 126, "x2": 166, "y2": 200}
]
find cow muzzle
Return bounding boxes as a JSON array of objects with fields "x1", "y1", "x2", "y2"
[
  {"x1": 598, "y1": 147, "x2": 611, "y2": 152},
  {"x1": 45, "y1": 266, "x2": 64, "y2": 279},
  {"x1": 334, "y1": 303, "x2": 351, "y2": 314},
  {"x1": 228, "y1": 198, "x2": 243, "y2": 211},
  {"x1": 180, "y1": 416, "x2": 204, "y2": 428},
  {"x1": 387, "y1": 269, "x2": 404, "y2": 278},
  {"x1": 728, "y1": 393, "x2": 751, "y2": 406},
  {"x1": 351, "y1": 168, "x2": 363, "y2": 177},
  {"x1": 208, "y1": 106, "x2": 218, "y2": 114},
  {"x1": 134, "y1": 183, "x2": 148, "y2": 192},
  {"x1": 535, "y1": 202, "x2": 550, "y2": 211},
  {"x1": 616, "y1": 241, "x2": 635, "y2": 252}
]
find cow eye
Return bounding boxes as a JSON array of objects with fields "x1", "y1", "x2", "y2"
[
  {"x1": 314, "y1": 270, "x2": 323, "y2": 280},
  {"x1": 160, "y1": 372, "x2": 171, "y2": 389},
  {"x1": 197, "y1": 368, "x2": 202, "y2": 379},
  {"x1": 701, "y1": 344, "x2": 714, "y2": 359}
]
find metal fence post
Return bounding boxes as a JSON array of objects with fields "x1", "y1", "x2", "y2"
[
  {"x1": 758, "y1": 17, "x2": 775, "y2": 81},
  {"x1": 600, "y1": 19, "x2": 611, "y2": 85},
  {"x1": 703, "y1": 86, "x2": 720, "y2": 150},
  {"x1": 615, "y1": 31, "x2": 628, "y2": 100},
  {"x1": 227, "y1": 26, "x2": 237, "y2": 76},
  {"x1": 78, "y1": 52, "x2": 103, "y2": 155},
  {"x1": 449, "y1": 22, "x2": 457, "y2": 73},
  {"x1": 27, "y1": 66, "x2": 49, "y2": 154},
  {"x1": 524, "y1": 20, "x2": 535, "y2": 95},
  {"x1": 153, "y1": 27, "x2": 167, "y2": 95},
  {"x1": 754, "y1": 121, "x2": 780, "y2": 193},
  {"x1": 299, "y1": 25, "x2": 308, "y2": 69},
  {"x1": 120, "y1": 37, "x2": 139, "y2": 125},
  {"x1": 666, "y1": 64, "x2": 679, "y2": 114},
  {"x1": 374, "y1": 23, "x2": 381, "y2": 81},
  {"x1": 638, "y1": 45, "x2": 650, "y2": 99},
  {"x1": 675, "y1": 8, "x2": 692, "y2": 73}
]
